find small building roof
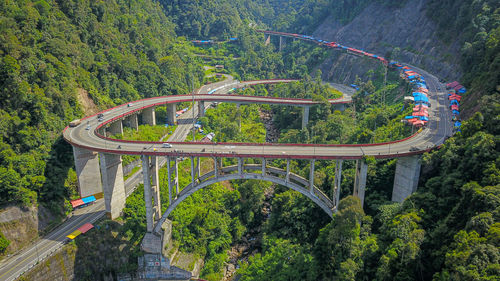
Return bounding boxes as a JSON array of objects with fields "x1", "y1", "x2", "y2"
[
  {"x1": 71, "y1": 199, "x2": 84, "y2": 208},
  {"x1": 78, "y1": 223, "x2": 94, "y2": 234}
]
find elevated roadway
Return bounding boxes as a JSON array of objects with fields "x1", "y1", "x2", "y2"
[{"x1": 63, "y1": 76, "x2": 448, "y2": 160}]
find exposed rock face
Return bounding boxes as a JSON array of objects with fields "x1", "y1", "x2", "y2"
[
  {"x1": 0, "y1": 205, "x2": 54, "y2": 256},
  {"x1": 313, "y1": 0, "x2": 462, "y2": 83}
]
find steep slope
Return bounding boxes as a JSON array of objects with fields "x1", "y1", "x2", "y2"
[{"x1": 313, "y1": 0, "x2": 462, "y2": 81}]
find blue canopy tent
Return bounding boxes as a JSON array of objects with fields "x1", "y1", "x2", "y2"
[
  {"x1": 450, "y1": 100, "x2": 459, "y2": 105},
  {"x1": 82, "y1": 196, "x2": 96, "y2": 204},
  {"x1": 452, "y1": 110, "x2": 460, "y2": 115},
  {"x1": 413, "y1": 93, "x2": 429, "y2": 103}
]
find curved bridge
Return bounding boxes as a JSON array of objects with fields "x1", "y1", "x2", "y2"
[{"x1": 64, "y1": 31, "x2": 454, "y2": 254}]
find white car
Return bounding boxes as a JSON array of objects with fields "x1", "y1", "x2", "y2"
[{"x1": 162, "y1": 143, "x2": 172, "y2": 148}]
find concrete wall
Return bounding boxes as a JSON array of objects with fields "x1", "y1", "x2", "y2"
[
  {"x1": 99, "y1": 153, "x2": 126, "y2": 219},
  {"x1": 392, "y1": 155, "x2": 421, "y2": 202},
  {"x1": 72, "y1": 146, "x2": 103, "y2": 198}
]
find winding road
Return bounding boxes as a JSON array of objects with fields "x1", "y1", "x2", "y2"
[{"x1": 63, "y1": 74, "x2": 450, "y2": 160}]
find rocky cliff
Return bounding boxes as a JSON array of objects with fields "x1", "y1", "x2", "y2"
[{"x1": 313, "y1": 0, "x2": 462, "y2": 83}]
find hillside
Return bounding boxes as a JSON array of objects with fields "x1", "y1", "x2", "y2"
[
  {"x1": 0, "y1": 0, "x2": 202, "y2": 256},
  {"x1": 313, "y1": 0, "x2": 461, "y2": 84},
  {"x1": 312, "y1": 0, "x2": 499, "y2": 117}
]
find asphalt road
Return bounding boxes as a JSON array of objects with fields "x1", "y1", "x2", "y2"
[{"x1": 64, "y1": 75, "x2": 451, "y2": 160}]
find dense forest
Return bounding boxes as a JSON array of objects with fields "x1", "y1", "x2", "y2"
[
  {"x1": 0, "y1": 0, "x2": 498, "y2": 280},
  {"x1": 0, "y1": 0, "x2": 203, "y2": 210}
]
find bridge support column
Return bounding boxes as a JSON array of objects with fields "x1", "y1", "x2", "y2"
[
  {"x1": 167, "y1": 156, "x2": 172, "y2": 205},
  {"x1": 334, "y1": 160, "x2": 343, "y2": 209},
  {"x1": 279, "y1": 36, "x2": 283, "y2": 51},
  {"x1": 141, "y1": 155, "x2": 154, "y2": 232},
  {"x1": 309, "y1": 159, "x2": 315, "y2": 193},
  {"x1": 190, "y1": 157, "x2": 195, "y2": 187},
  {"x1": 167, "y1": 104, "x2": 177, "y2": 125},
  {"x1": 238, "y1": 158, "x2": 243, "y2": 176},
  {"x1": 302, "y1": 106, "x2": 310, "y2": 129},
  {"x1": 72, "y1": 146, "x2": 103, "y2": 198},
  {"x1": 197, "y1": 157, "x2": 201, "y2": 178},
  {"x1": 213, "y1": 157, "x2": 218, "y2": 178},
  {"x1": 236, "y1": 103, "x2": 241, "y2": 132},
  {"x1": 265, "y1": 35, "x2": 271, "y2": 46},
  {"x1": 125, "y1": 114, "x2": 139, "y2": 131},
  {"x1": 151, "y1": 156, "x2": 161, "y2": 221},
  {"x1": 174, "y1": 157, "x2": 179, "y2": 196},
  {"x1": 392, "y1": 156, "x2": 421, "y2": 202},
  {"x1": 285, "y1": 159, "x2": 290, "y2": 183},
  {"x1": 100, "y1": 153, "x2": 126, "y2": 219},
  {"x1": 109, "y1": 120, "x2": 123, "y2": 136},
  {"x1": 143, "y1": 107, "x2": 156, "y2": 126},
  {"x1": 261, "y1": 158, "x2": 266, "y2": 176},
  {"x1": 353, "y1": 159, "x2": 368, "y2": 207},
  {"x1": 334, "y1": 103, "x2": 346, "y2": 112},
  {"x1": 198, "y1": 101, "x2": 205, "y2": 118}
]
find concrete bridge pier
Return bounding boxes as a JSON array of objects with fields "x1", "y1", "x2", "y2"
[
  {"x1": 108, "y1": 120, "x2": 123, "y2": 136},
  {"x1": 196, "y1": 157, "x2": 201, "y2": 178},
  {"x1": 334, "y1": 103, "x2": 346, "y2": 112},
  {"x1": 151, "y1": 156, "x2": 161, "y2": 221},
  {"x1": 167, "y1": 156, "x2": 172, "y2": 205},
  {"x1": 279, "y1": 36, "x2": 283, "y2": 51},
  {"x1": 353, "y1": 159, "x2": 368, "y2": 207},
  {"x1": 265, "y1": 35, "x2": 271, "y2": 46},
  {"x1": 236, "y1": 103, "x2": 242, "y2": 132},
  {"x1": 334, "y1": 159, "x2": 343, "y2": 209},
  {"x1": 213, "y1": 157, "x2": 219, "y2": 178},
  {"x1": 72, "y1": 146, "x2": 103, "y2": 198},
  {"x1": 198, "y1": 101, "x2": 205, "y2": 118},
  {"x1": 285, "y1": 159, "x2": 290, "y2": 183},
  {"x1": 392, "y1": 156, "x2": 421, "y2": 202},
  {"x1": 125, "y1": 114, "x2": 139, "y2": 131},
  {"x1": 167, "y1": 104, "x2": 176, "y2": 125},
  {"x1": 143, "y1": 107, "x2": 156, "y2": 126},
  {"x1": 261, "y1": 158, "x2": 266, "y2": 176},
  {"x1": 174, "y1": 157, "x2": 179, "y2": 196},
  {"x1": 190, "y1": 157, "x2": 195, "y2": 187},
  {"x1": 302, "y1": 106, "x2": 310, "y2": 129},
  {"x1": 309, "y1": 159, "x2": 315, "y2": 193},
  {"x1": 100, "y1": 153, "x2": 126, "y2": 219},
  {"x1": 238, "y1": 158, "x2": 244, "y2": 177},
  {"x1": 141, "y1": 155, "x2": 154, "y2": 232}
]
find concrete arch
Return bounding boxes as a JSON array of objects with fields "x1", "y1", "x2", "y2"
[{"x1": 153, "y1": 170, "x2": 334, "y2": 234}]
